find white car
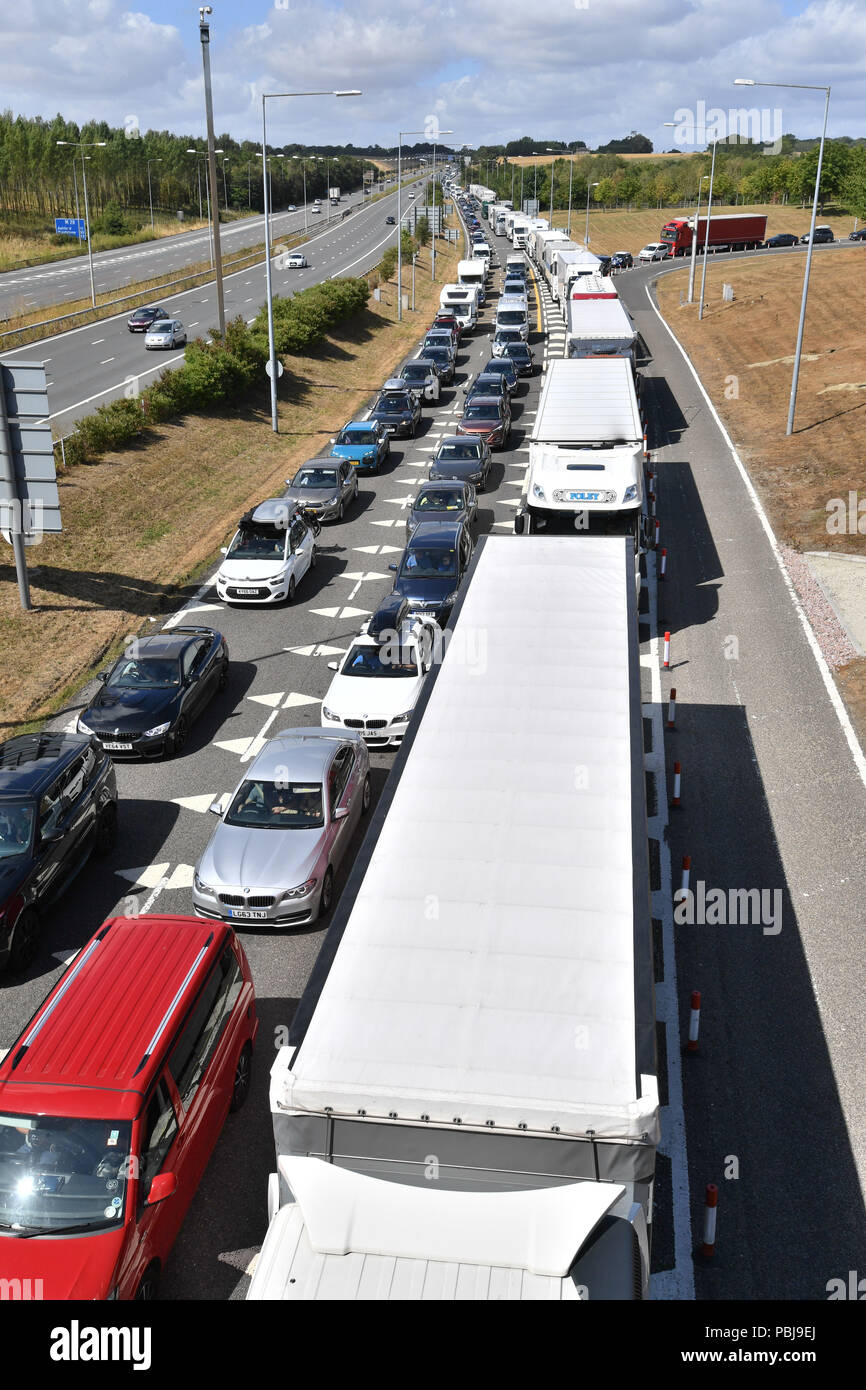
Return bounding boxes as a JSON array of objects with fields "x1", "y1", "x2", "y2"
[
  {"x1": 144, "y1": 318, "x2": 187, "y2": 349},
  {"x1": 288, "y1": 204, "x2": 297, "y2": 211},
  {"x1": 311, "y1": 204, "x2": 321, "y2": 214},
  {"x1": 321, "y1": 610, "x2": 438, "y2": 749},
  {"x1": 215, "y1": 499, "x2": 317, "y2": 605},
  {"x1": 284, "y1": 252, "x2": 307, "y2": 268},
  {"x1": 638, "y1": 243, "x2": 670, "y2": 263}
]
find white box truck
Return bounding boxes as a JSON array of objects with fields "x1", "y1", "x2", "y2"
[
  {"x1": 552, "y1": 249, "x2": 605, "y2": 314},
  {"x1": 516, "y1": 359, "x2": 648, "y2": 575},
  {"x1": 458, "y1": 257, "x2": 488, "y2": 302},
  {"x1": 510, "y1": 216, "x2": 532, "y2": 248},
  {"x1": 566, "y1": 289, "x2": 637, "y2": 361},
  {"x1": 254, "y1": 534, "x2": 658, "y2": 1301},
  {"x1": 439, "y1": 282, "x2": 478, "y2": 330}
]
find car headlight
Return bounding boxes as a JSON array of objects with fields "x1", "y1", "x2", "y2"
[
  {"x1": 444, "y1": 591, "x2": 459, "y2": 605},
  {"x1": 76, "y1": 717, "x2": 92, "y2": 734},
  {"x1": 281, "y1": 878, "x2": 317, "y2": 900},
  {"x1": 194, "y1": 871, "x2": 216, "y2": 895},
  {"x1": 143, "y1": 722, "x2": 171, "y2": 738},
  {"x1": 322, "y1": 706, "x2": 339, "y2": 721},
  {"x1": 622, "y1": 484, "x2": 638, "y2": 504},
  {"x1": 394, "y1": 710, "x2": 415, "y2": 723},
  {"x1": 532, "y1": 482, "x2": 546, "y2": 501},
  {"x1": 363, "y1": 452, "x2": 375, "y2": 463}
]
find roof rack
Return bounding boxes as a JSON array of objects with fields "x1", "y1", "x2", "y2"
[{"x1": 133, "y1": 933, "x2": 213, "y2": 1077}]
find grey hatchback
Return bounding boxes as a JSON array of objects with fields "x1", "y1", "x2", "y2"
[{"x1": 284, "y1": 459, "x2": 358, "y2": 523}]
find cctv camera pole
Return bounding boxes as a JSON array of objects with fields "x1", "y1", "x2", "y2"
[
  {"x1": 787, "y1": 85, "x2": 830, "y2": 434},
  {"x1": 687, "y1": 177, "x2": 704, "y2": 305},
  {"x1": 199, "y1": 8, "x2": 226, "y2": 339}
]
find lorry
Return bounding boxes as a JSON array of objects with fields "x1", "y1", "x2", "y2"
[
  {"x1": 254, "y1": 532, "x2": 658, "y2": 1301},
  {"x1": 510, "y1": 216, "x2": 532, "y2": 248},
  {"x1": 457, "y1": 257, "x2": 488, "y2": 304},
  {"x1": 540, "y1": 234, "x2": 577, "y2": 279},
  {"x1": 329, "y1": 187, "x2": 340, "y2": 204},
  {"x1": 439, "y1": 282, "x2": 478, "y2": 330},
  {"x1": 659, "y1": 211, "x2": 768, "y2": 256},
  {"x1": 566, "y1": 291, "x2": 637, "y2": 361},
  {"x1": 516, "y1": 358, "x2": 648, "y2": 578},
  {"x1": 551, "y1": 248, "x2": 605, "y2": 314}
]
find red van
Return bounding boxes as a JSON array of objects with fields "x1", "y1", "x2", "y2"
[{"x1": 0, "y1": 914, "x2": 257, "y2": 1300}]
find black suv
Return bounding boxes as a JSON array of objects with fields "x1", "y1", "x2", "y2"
[
  {"x1": 368, "y1": 384, "x2": 422, "y2": 439},
  {"x1": 800, "y1": 227, "x2": 834, "y2": 244},
  {"x1": 388, "y1": 518, "x2": 474, "y2": 626},
  {"x1": 0, "y1": 733, "x2": 118, "y2": 972}
]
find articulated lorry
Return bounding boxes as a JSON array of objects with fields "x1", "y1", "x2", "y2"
[
  {"x1": 551, "y1": 247, "x2": 604, "y2": 312},
  {"x1": 660, "y1": 211, "x2": 768, "y2": 256},
  {"x1": 253, "y1": 533, "x2": 658, "y2": 1301},
  {"x1": 566, "y1": 286, "x2": 638, "y2": 361},
  {"x1": 516, "y1": 358, "x2": 649, "y2": 586}
]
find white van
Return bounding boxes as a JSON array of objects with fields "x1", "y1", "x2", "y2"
[
  {"x1": 439, "y1": 283, "x2": 478, "y2": 331},
  {"x1": 494, "y1": 295, "x2": 529, "y2": 341}
]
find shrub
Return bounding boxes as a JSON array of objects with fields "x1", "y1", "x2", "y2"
[
  {"x1": 380, "y1": 246, "x2": 398, "y2": 282},
  {"x1": 91, "y1": 202, "x2": 132, "y2": 236}
]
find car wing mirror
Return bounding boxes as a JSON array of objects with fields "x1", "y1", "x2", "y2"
[
  {"x1": 388, "y1": 562, "x2": 398, "y2": 572},
  {"x1": 327, "y1": 661, "x2": 339, "y2": 671},
  {"x1": 220, "y1": 546, "x2": 228, "y2": 555},
  {"x1": 333, "y1": 806, "x2": 350, "y2": 821},
  {"x1": 208, "y1": 794, "x2": 228, "y2": 815},
  {"x1": 97, "y1": 669, "x2": 110, "y2": 682},
  {"x1": 145, "y1": 1172, "x2": 177, "y2": 1206}
]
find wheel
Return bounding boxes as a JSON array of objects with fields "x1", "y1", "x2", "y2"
[
  {"x1": 135, "y1": 1264, "x2": 160, "y2": 1302},
  {"x1": 93, "y1": 802, "x2": 117, "y2": 857},
  {"x1": 8, "y1": 907, "x2": 40, "y2": 973},
  {"x1": 309, "y1": 546, "x2": 317, "y2": 571},
  {"x1": 337, "y1": 500, "x2": 344, "y2": 522},
  {"x1": 218, "y1": 662, "x2": 229, "y2": 692},
  {"x1": 319, "y1": 866, "x2": 334, "y2": 918},
  {"x1": 360, "y1": 775, "x2": 371, "y2": 816},
  {"x1": 170, "y1": 715, "x2": 188, "y2": 757},
  {"x1": 287, "y1": 576, "x2": 296, "y2": 602},
  {"x1": 229, "y1": 1043, "x2": 253, "y2": 1113}
]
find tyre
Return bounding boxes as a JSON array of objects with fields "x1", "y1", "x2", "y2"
[
  {"x1": 337, "y1": 500, "x2": 344, "y2": 522},
  {"x1": 135, "y1": 1264, "x2": 160, "y2": 1302},
  {"x1": 8, "y1": 907, "x2": 40, "y2": 973},
  {"x1": 360, "y1": 775, "x2": 372, "y2": 816},
  {"x1": 93, "y1": 802, "x2": 118, "y2": 857},
  {"x1": 319, "y1": 866, "x2": 334, "y2": 918},
  {"x1": 309, "y1": 546, "x2": 317, "y2": 571},
  {"x1": 287, "y1": 576, "x2": 296, "y2": 602},
  {"x1": 229, "y1": 1043, "x2": 253, "y2": 1113},
  {"x1": 170, "y1": 715, "x2": 188, "y2": 758},
  {"x1": 218, "y1": 661, "x2": 229, "y2": 692}
]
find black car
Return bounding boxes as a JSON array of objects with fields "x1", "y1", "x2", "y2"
[
  {"x1": 464, "y1": 373, "x2": 509, "y2": 407},
  {"x1": 0, "y1": 733, "x2": 118, "y2": 972},
  {"x1": 765, "y1": 233, "x2": 800, "y2": 248},
  {"x1": 127, "y1": 304, "x2": 170, "y2": 332},
  {"x1": 388, "y1": 518, "x2": 474, "y2": 626},
  {"x1": 369, "y1": 387, "x2": 422, "y2": 438},
  {"x1": 421, "y1": 345, "x2": 456, "y2": 386},
  {"x1": 429, "y1": 435, "x2": 492, "y2": 491},
  {"x1": 405, "y1": 480, "x2": 477, "y2": 539},
  {"x1": 610, "y1": 251, "x2": 633, "y2": 270},
  {"x1": 501, "y1": 341, "x2": 535, "y2": 376},
  {"x1": 480, "y1": 356, "x2": 519, "y2": 395},
  {"x1": 78, "y1": 627, "x2": 229, "y2": 759},
  {"x1": 849, "y1": 228, "x2": 866, "y2": 241},
  {"x1": 800, "y1": 227, "x2": 834, "y2": 244},
  {"x1": 385, "y1": 215, "x2": 396, "y2": 225}
]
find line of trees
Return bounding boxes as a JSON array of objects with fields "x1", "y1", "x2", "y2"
[{"x1": 0, "y1": 111, "x2": 373, "y2": 223}]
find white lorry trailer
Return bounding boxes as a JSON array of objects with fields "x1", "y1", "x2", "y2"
[
  {"x1": 254, "y1": 533, "x2": 658, "y2": 1301},
  {"x1": 566, "y1": 290, "x2": 638, "y2": 361},
  {"x1": 552, "y1": 248, "x2": 604, "y2": 314},
  {"x1": 457, "y1": 257, "x2": 487, "y2": 305},
  {"x1": 516, "y1": 358, "x2": 647, "y2": 573}
]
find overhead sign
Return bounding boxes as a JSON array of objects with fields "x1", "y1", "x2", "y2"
[
  {"x1": 54, "y1": 216, "x2": 86, "y2": 240},
  {"x1": 0, "y1": 361, "x2": 61, "y2": 536}
]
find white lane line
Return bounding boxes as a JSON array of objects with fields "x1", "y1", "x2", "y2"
[
  {"x1": 100, "y1": 357, "x2": 114, "y2": 364},
  {"x1": 91, "y1": 338, "x2": 105, "y2": 345}
]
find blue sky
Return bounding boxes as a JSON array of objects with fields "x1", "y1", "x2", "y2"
[{"x1": 1, "y1": 1, "x2": 863, "y2": 150}]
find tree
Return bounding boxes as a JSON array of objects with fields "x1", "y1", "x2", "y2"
[
  {"x1": 593, "y1": 177, "x2": 616, "y2": 207},
  {"x1": 414, "y1": 215, "x2": 430, "y2": 248},
  {"x1": 380, "y1": 246, "x2": 398, "y2": 281}
]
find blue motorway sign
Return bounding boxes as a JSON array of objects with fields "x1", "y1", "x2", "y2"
[{"x1": 54, "y1": 217, "x2": 86, "y2": 240}]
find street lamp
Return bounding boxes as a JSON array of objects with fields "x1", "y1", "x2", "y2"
[
  {"x1": 198, "y1": 7, "x2": 226, "y2": 338},
  {"x1": 397, "y1": 129, "x2": 433, "y2": 321},
  {"x1": 146, "y1": 157, "x2": 162, "y2": 231},
  {"x1": 585, "y1": 180, "x2": 599, "y2": 246},
  {"x1": 261, "y1": 89, "x2": 361, "y2": 431},
  {"x1": 546, "y1": 148, "x2": 556, "y2": 228},
  {"x1": 664, "y1": 121, "x2": 707, "y2": 302},
  {"x1": 734, "y1": 77, "x2": 831, "y2": 434},
  {"x1": 698, "y1": 143, "x2": 719, "y2": 321},
  {"x1": 56, "y1": 140, "x2": 106, "y2": 307},
  {"x1": 428, "y1": 131, "x2": 455, "y2": 281},
  {"x1": 566, "y1": 141, "x2": 578, "y2": 237},
  {"x1": 187, "y1": 149, "x2": 223, "y2": 268}
]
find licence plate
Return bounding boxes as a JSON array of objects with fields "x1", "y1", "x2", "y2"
[
  {"x1": 236, "y1": 588, "x2": 260, "y2": 595},
  {"x1": 228, "y1": 908, "x2": 269, "y2": 920},
  {"x1": 103, "y1": 742, "x2": 133, "y2": 751}
]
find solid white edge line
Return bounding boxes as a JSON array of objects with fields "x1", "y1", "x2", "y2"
[{"x1": 644, "y1": 282, "x2": 866, "y2": 791}]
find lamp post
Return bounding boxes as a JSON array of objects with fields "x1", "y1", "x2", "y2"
[
  {"x1": 261, "y1": 89, "x2": 362, "y2": 432},
  {"x1": 585, "y1": 180, "x2": 599, "y2": 246},
  {"x1": 566, "y1": 142, "x2": 578, "y2": 237},
  {"x1": 429, "y1": 131, "x2": 454, "y2": 281},
  {"x1": 734, "y1": 77, "x2": 831, "y2": 434},
  {"x1": 56, "y1": 139, "x2": 106, "y2": 307},
  {"x1": 397, "y1": 129, "x2": 433, "y2": 321},
  {"x1": 198, "y1": 7, "x2": 225, "y2": 338},
  {"x1": 546, "y1": 148, "x2": 556, "y2": 228},
  {"x1": 187, "y1": 149, "x2": 222, "y2": 267},
  {"x1": 664, "y1": 120, "x2": 708, "y2": 303},
  {"x1": 221, "y1": 155, "x2": 229, "y2": 210},
  {"x1": 698, "y1": 141, "x2": 719, "y2": 321},
  {"x1": 146, "y1": 157, "x2": 162, "y2": 231}
]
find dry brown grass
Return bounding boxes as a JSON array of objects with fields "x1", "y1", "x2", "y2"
[
  {"x1": 0, "y1": 215, "x2": 213, "y2": 274},
  {"x1": 655, "y1": 247, "x2": 866, "y2": 740},
  {"x1": 0, "y1": 231, "x2": 460, "y2": 737}
]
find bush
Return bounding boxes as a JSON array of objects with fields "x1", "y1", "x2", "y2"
[
  {"x1": 90, "y1": 202, "x2": 132, "y2": 237},
  {"x1": 380, "y1": 246, "x2": 398, "y2": 282},
  {"x1": 68, "y1": 397, "x2": 145, "y2": 462}
]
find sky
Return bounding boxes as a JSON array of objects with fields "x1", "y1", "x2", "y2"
[{"x1": 1, "y1": 0, "x2": 864, "y2": 152}]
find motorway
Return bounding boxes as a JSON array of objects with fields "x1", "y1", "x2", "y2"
[
  {"x1": 0, "y1": 180, "x2": 398, "y2": 319},
  {"x1": 0, "y1": 176, "x2": 425, "y2": 438},
  {"x1": 1, "y1": 203, "x2": 865, "y2": 1301}
]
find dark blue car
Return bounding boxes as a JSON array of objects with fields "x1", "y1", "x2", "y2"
[{"x1": 388, "y1": 518, "x2": 474, "y2": 626}]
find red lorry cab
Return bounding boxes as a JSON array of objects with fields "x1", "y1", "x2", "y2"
[{"x1": 0, "y1": 914, "x2": 257, "y2": 1300}]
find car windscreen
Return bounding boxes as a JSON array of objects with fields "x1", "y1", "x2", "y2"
[
  {"x1": 425, "y1": 349, "x2": 450, "y2": 364},
  {"x1": 295, "y1": 469, "x2": 338, "y2": 488},
  {"x1": 226, "y1": 528, "x2": 288, "y2": 561},
  {"x1": 337, "y1": 428, "x2": 376, "y2": 446},
  {"x1": 224, "y1": 779, "x2": 324, "y2": 829},
  {"x1": 505, "y1": 344, "x2": 530, "y2": 359},
  {"x1": 107, "y1": 655, "x2": 181, "y2": 689},
  {"x1": 464, "y1": 403, "x2": 499, "y2": 420},
  {"x1": 416, "y1": 488, "x2": 465, "y2": 512},
  {"x1": 496, "y1": 311, "x2": 526, "y2": 326},
  {"x1": 400, "y1": 548, "x2": 457, "y2": 580},
  {"x1": 376, "y1": 395, "x2": 411, "y2": 412},
  {"x1": 437, "y1": 442, "x2": 481, "y2": 460},
  {"x1": 0, "y1": 802, "x2": 34, "y2": 860},
  {"x1": 342, "y1": 644, "x2": 419, "y2": 678},
  {"x1": 0, "y1": 1113, "x2": 134, "y2": 1234},
  {"x1": 401, "y1": 366, "x2": 428, "y2": 379},
  {"x1": 149, "y1": 321, "x2": 172, "y2": 331}
]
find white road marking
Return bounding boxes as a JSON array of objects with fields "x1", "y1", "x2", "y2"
[
  {"x1": 115, "y1": 863, "x2": 170, "y2": 889},
  {"x1": 172, "y1": 793, "x2": 226, "y2": 813},
  {"x1": 285, "y1": 642, "x2": 347, "y2": 658},
  {"x1": 310, "y1": 605, "x2": 371, "y2": 620}
]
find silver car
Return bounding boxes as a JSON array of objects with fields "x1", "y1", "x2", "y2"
[
  {"x1": 192, "y1": 729, "x2": 371, "y2": 927},
  {"x1": 284, "y1": 459, "x2": 358, "y2": 522},
  {"x1": 144, "y1": 318, "x2": 187, "y2": 349}
]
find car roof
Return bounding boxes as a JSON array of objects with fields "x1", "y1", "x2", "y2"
[
  {"x1": 341, "y1": 420, "x2": 377, "y2": 432},
  {"x1": 406, "y1": 519, "x2": 466, "y2": 545},
  {"x1": 0, "y1": 915, "x2": 233, "y2": 1118},
  {"x1": 464, "y1": 396, "x2": 502, "y2": 410},
  {"x1": 436, "y1": 435, "x2": 479, "y2": 448},
  {"x1": 0, "y1": 733, "x2": 95, "y2": 798},
  {"x1": 414, "y1": 480, "x2": 469, "y2": 498},
  {"x1": 248, "y1": 730, "x2": 346, "y2": 780}
]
